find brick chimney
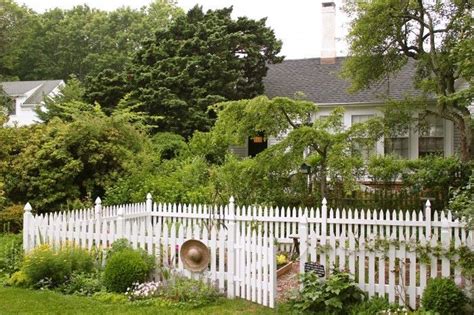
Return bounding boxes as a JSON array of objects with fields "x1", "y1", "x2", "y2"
[{"x1": 321, "y1": 2, "x2": 336, "y2": 64}]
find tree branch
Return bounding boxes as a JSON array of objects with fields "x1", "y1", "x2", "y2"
[{"x1": 280, "y1": 107, "x2": 298, "y2": 129}]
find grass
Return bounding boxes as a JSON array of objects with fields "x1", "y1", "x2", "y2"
[{"x1": 0, "y1": 287, "x2": 288, "y2": 315}]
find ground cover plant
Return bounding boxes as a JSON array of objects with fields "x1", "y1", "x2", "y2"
[{"x1": 289, "y1": 271, "x2": 366, "y2": 314}]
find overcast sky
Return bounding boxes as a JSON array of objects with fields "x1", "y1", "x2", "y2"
[{"x1": 18, "y1": 0, "x2": 351, "y2": 59}]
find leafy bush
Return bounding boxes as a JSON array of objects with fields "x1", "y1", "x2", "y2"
[
  {"x1": 58, "y1": 271, "x2": 103, "y2": 296},
  {"x1": 449, "y1": 169, "x2": 474, "y2": 228},
  {"x1": 0, "y1": 233, "x2": 23, "y2": 276},
  {"x1": 0, "y1": 204, "x2": 23, "y2": 233},
  {"x1": 106, "y1": 238, "x2": 155, "y2": 272},
  {"x1": 21, "y1": 244, "x2": 94, "y2": 287},
  {"x1": 161, "y1": 277, "x2": 221, "y2": 308},
  {"x1": 5, "y1": 270, "x2": 29, "y2": 287},
  {"x1": 421, "y1": 277, "x2": 468, "y2": 315},
  {"x1": 290, "y1": 271, "x2": 366, "y2": 314},
  {"x1": 103, "y1": 249, "x2": 151, "y2": 292}
]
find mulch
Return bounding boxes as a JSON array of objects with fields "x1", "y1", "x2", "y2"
[{"x1": 276, "y1": 262, "x2": 300, "y2": 301}]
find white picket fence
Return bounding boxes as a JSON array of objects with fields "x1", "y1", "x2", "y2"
[
  {"x1": 23, "y1": 194, "x2": 473, "y2": 309},
  {"x1": 22, "y1": 196, "x2": 277, "y2": 308}
]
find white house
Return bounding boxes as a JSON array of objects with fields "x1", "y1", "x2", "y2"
[
  {"x1": 232, "y1": 2, "x2": 463, "y2": 160},
  {"x1": 1, "y1": 80, "x2": 64, "y2": 126}
]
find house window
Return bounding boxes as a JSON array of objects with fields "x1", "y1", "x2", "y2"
[
  {"x1": 351, "y1": 114, "x2": 375, "y2": 159},
  {"x1": 351, "y1": 114, "x2": 373, "y2": 125},
  {"x1": 385, "y1": 132, "x2": 409, "y2": 158},
  {"x1": 419, "y1": 115, "x2": 444, "y2": 157}
]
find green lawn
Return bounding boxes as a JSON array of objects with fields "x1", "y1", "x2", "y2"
[{"x1": 0, "y1": 287, "x2": 287, "y2": 315}]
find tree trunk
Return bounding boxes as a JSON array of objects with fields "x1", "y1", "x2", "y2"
[
  {"x1": 319, "y1": 160, "x2": 327, "y2": 199},
  {"x1": 456, "y1": 114, "x2": 473, "y2": 162}
]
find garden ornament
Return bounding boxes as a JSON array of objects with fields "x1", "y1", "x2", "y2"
[{"x1": 180, "y1": 240, "x2": 210, "y2": 272}]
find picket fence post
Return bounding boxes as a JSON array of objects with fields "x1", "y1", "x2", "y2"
[
  {"x1": 23, "y1": 202, "x2": 33, "y2": 251},
  {"x1": 95, "y1": 197, "x2": 102, "y2": 219},
  {"x1": 424, "y1": 200, "x2": 432, "y2": 239},
  {"x1": 227, "y1": 196, "x2": 236, "y2": 298},
  {"x1": 146, "y1": 193, "x2": 153, "y2": 213},
  {"x1": 321, "y1": 198, "x2": 328, "y2": 241},
  {"x1": 117, "y1": 207, "x2": 125, "y2": 239},
  {"x1": 299, "y1": 210, "x2": 308, "y2": 282},
  {"x1": 440, "y1": 211, "x2": 451, "y2": 277}
]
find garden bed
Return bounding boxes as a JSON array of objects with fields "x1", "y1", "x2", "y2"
[{"x1": 276, "y1": 261, "x2": 294, "y2": 278}]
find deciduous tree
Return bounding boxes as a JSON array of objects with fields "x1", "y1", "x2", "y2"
[{"x1": 342, "y1": 0, "x2": 473, "y2": 161}]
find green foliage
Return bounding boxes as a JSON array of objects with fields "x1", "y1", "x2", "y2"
[
  {"x1": 6, "y1": 1, "x2": 182, "y2": 81},
  {"x1": 128, "y1": 6, "x2": 283, "y2": 137},
  {"x1": 213, "y1": 97, "x2": 381, "y2": 199},
  {"x1": 161, "y1": 277, "x2": 221, "y2": 308},
  {"x1": 349, "y1": 296, "x2": 404, "y2": 315},
  {"x1": 0, "y1": 204, "x2": 23, "y2": 233},
  {"x1": 449, "y1": 169, "x2": 474, "y2": 228},
  {"x1": 106, "y1": 238, "x2": 155, "y2": 273},
  {"x1": 35, "y1": 77, "x2": 87, "y2": 123},
  {"x1": 5, "y1": 270, "x2": 29, "y2": 287},
  {"x1": 290, "y1": 271, "x2": 366, "y2": 314},
  {"x1": 0, "y1": 0, "x2": 37, "y2": 80},
  {"x1": 402, "y1": 156, "x2": 466, "y2": 194},
  {"x1": 1, "y1": 112, "x2": 149, "y2": 212},
  {"x1": 0, "y1": 233, "x2": 23, "y2": 276},
  {"x1": 151, "y1": 132, "x2": 188, "y2": 160},
  {"x1": 21, "y1": 244, "x2": 94, "y2": 288},
  {"x1": 92, "y1": 291, "x2": 128, "y2": 304},
  {"x1": 421, "y1": 278, "x2": 468, "y2": 315},
  {"x1": 367, "y1": 155, "x2": 404, "y2": 185},
  {"x1": 58, "y1": 271, "x2": 104, "y2": 296},
  {"x1": 103, "y1": 249, "x2": 151, "y2": 293}
]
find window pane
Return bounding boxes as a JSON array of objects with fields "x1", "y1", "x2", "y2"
[
  {"x1": 419, "y1": 137, "x2": 444, "y2": 157},
  {"x1": 385, "y1": 138, "x2": 409, "y2": 158},
  {"x1": 351, "y1": 114, "x2": 374, "y2": 125},
  {"x1": 421, "y1": 115, "x2": 444, "y2": 137},
  {"x1": 419, "y1": 115, "x2": 444, "y2": 156}
]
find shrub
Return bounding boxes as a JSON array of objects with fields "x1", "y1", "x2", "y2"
[
  {"x1": 0, "y1": 233, "x2": 23, "y2": 276},
  {"x1": 5, "y1": 270, "x2": 29, "y2": 287},
  {"x1": 107, "y1": 239, "x2": 155, "y2": 273},
  {"x1": 58, "y1": 271, "x2": 103, "y2": 296},
  {"x1": 103, "y1": 249, "x2": 150, "y2": 293},
  {"x1": 21, "y1": 244, "x2": 94, "y2": 287},
  {"x1": 290, "y1": 271, "x2": 366, "y2": 314},
  {"x1": 0, "y1": 204, "x2": 23, "y2": 233},
  {"x1": 421, "y1": 277, "x2": 468, "y2": 315},
  {"x1": 161, "y1": 277, "x2": 221, "y2": 308}
]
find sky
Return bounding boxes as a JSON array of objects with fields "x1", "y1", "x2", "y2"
[{"x1": 18, "y1": 0, "x2": 351, "y2": 59}]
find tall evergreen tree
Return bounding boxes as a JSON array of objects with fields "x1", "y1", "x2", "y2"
[{"x1": 128, "y1": 6, "x2": 283, "y2": 138}]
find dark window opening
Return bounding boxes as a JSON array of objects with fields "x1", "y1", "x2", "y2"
[{"x1": 248, "y1": 133, "x2": 267, "y2": 157}]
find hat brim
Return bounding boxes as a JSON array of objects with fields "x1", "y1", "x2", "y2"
[{"x1": 180, "y1": 240, "x2": 210, "y2": 272}]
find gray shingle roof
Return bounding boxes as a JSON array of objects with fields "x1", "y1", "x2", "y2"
[
  {"x1": 0, "y1": 80, "x2": 63, "y2": 105},
  {"x1": 263, "y1": 57, "x2": 422, "y2": 105}
]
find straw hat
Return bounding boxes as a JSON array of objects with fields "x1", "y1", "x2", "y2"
[{"x1": 180, "y1": 240, "x2": 210, "y2": 272}]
